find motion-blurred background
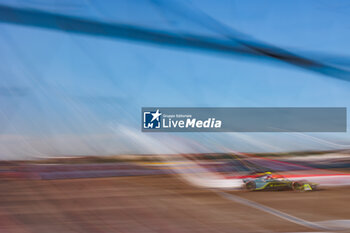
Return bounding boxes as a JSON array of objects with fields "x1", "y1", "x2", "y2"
[
  {"x1": 1, "y1": 1, "x2": 350, "y2": 233},
  {"x1": 1, "y1": 0, "x2": 350, "y2": 158}
]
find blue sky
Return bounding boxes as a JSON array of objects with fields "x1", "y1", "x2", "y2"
[{"x1": 0, "y1": 0, "x2": 350, "y2": 159}]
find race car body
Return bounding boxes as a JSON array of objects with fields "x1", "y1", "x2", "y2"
[{"x1": 242, "y1": 172, "x2": 317, "y2": 191}]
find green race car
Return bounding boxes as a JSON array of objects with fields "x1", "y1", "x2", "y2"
[{"x1": 242, "y1": 172, "x2": 317, "y2": 191}]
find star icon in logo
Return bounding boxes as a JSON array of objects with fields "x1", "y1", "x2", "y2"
[{"x1": 151, "y1": 109, "x2": 162, "y2": 122}]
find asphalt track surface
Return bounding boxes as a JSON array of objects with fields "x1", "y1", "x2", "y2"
[
  {"x1": 1, "y1": 175, "x2": 350, "y2": 233},
  {"x1": 216, "y1": 191, "x2": 330, "y2": 231}
]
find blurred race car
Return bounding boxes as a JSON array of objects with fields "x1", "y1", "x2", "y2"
[{"x1": 242, "y1": 172, "x2": 317, "y2": 191}]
